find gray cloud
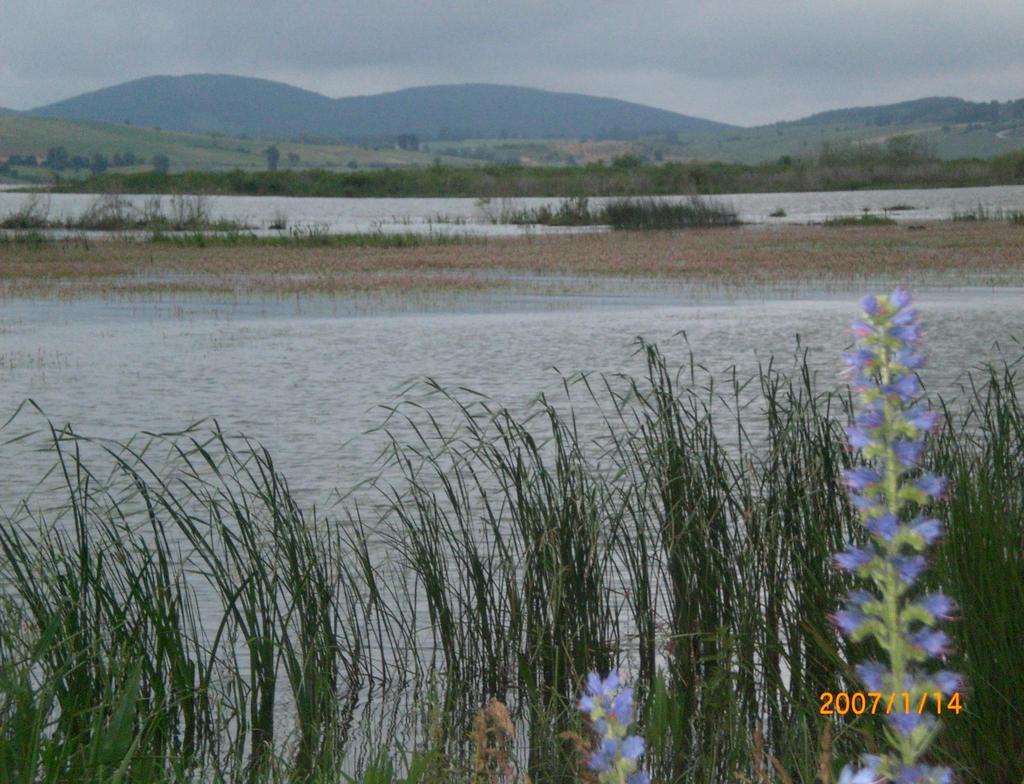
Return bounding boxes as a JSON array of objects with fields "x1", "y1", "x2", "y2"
[{"x1": 2, "y1": 1, "x2": 1022, "y2": 124}]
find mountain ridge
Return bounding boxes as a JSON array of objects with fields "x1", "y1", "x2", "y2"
[{"x1": 26, "y1": 74, "x2": 734, "y2": 140}]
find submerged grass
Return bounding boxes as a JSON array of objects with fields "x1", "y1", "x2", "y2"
[
  {"x1": 482, "y1": 195, "x2": 739, "y2": 230},
  {"x1": 4, "y1": 223, "x2": 1024, "y2": 300},
  {"x1": 823, "y1": 214, "x2": 898, "y2": 227},
  {"x1": 0, "y1": 193, "x2": 248, "y2": 232},
  {"x1": 1, "y1": 341, "x2": 1022, "y2": 783}
]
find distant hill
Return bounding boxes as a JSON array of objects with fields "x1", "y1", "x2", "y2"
[
  {"x1": 784, "y1": 96, "x2": 1024, "y2": 128},
  {"x1": 0, "y1": 107, "x2": 18, "y2": 116},
  {"x1": 27, "y1": 75, "x2": 735, "y2": 141}
]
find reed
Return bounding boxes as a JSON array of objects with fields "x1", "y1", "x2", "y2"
[{"x1": 1, "y1": 341, "x2": 1021, "y2": 782}]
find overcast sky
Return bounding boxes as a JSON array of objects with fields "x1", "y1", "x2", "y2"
[{"x1": 2, "y1": 1, "x2": 1023, "y2": 126}]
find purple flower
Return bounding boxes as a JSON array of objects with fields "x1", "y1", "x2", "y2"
[
  {"x1": 627, "y1": 774, "x2": 650, "y2": 784},
  {"x1": 844, "y1": 349, "x2": 878, "y2": 371},
  {"x1": 932, "y1": 670, "x2": 964, "y2": 695},
  {"x1": 580, "y1": 670, "x2": 619, "y2": 712},
  {"x1": 915, "y1": 474, "x2": 948, "y2": 500},
  {"x1": 895, "y1": 347, "x2": 926, "y2": 369},
  {"x1": 856, "y1": 661, "x2": 889, "y2": 691},
  {"x1": 861, "y1": 294, "x2": 883, "y2": 315},
  {"x1": 893, "y1": 439, "x2": 924, "y2": 468},
  {"x1": 891, "y1": 554, "x2": 928, "y2": 586},
  {"x1": 844, "y1": 467, "x2": 882, "y2": 491},
  {"x1": 849, "y1": 492, "x2": 879, "y2": 511},
  {"x1": 838, "y1": 756, "x2": 884, "y2": 784},
  {"x1": 856, "y1": 407, "x2": 885, "y2": 429},
  {"x1": 852, "y1": 319, "x2": 875, "y2": 337},
  {"x1": 833, "y1": 607, "x2": 868, "y2": 637},
  {"x1": 909, "y1": 517, "x2": 943, "y2": 545},
  {"x1": 889, "y1": 711, "x2": 935, "y2": 737},
  {"x1": 918, "y1": 593, "x2": 957, "y2": 621},
  {"x1": 866, "y1": 513, "x2": 899, "y2": 541},
  {"x1": 588, "y1": 738, "x2": 618, "y2": 772},
  {"x1": 895, "y1": 765, "x2": 953, "y2": 784},
  {"x1": 621, "y1": 736, "x2": 645, "y2": 760},
  {"x1": 906, "y1": 406, "x2": 940, "y2": 433},
  {"x1": 847, "y1": 425, "x2": 873, "y2": 449},
  {"x1": 885, "y1": 373, "x2": 920, "y2": 401},
  {"x1": 909, "y1": 629, "x2": 952, "y2": 658},
  {"x1": 835, "y1": 547, "x2": 874, "y2": 573},
  {"x1": 890, "y1": 288, "x2": 912, "y2": 309},
  {"x1": 890, "y1": 322, "x2": 923, "y2": 343},
  {"x1": 611, "y1": 687, "x2": 634, "y2": 723}
]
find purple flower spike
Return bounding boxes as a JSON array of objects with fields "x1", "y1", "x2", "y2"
[
  {"x1": 628, "y1": 774, "x2": 651, "y2": 784},
  {"x1": 834, "y1": 290, "x2": 957, "y2": 782},
  {"x1": 579, "y1": 671, "x2": 647, "y2": 783}
]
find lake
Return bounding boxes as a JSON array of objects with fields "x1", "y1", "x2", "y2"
[{"x1": 4, "y1": 286, "x2": 1022, "y2": 511}]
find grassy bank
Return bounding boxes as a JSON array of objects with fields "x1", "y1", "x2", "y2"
[
  {"x1": 1, "y1": 343, "x2": 1021, "y2": 783},
  {"x1": 44, "y1": 150, "x2": 1024, "y2": 198},
  {"x1": 2, "y1": 223, "x2": 1023, "y2": 299}
]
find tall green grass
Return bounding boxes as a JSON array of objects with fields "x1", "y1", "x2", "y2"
[{"x1": 1, "y1": 346, "x2": 1021, "y2": 783}]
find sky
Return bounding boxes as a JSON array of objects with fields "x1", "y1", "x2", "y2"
[{"x1": 2, "y1": 1, "x2": 1023, "y2": 126}]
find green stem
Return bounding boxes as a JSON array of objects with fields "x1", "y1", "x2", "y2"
[{"x1": 879, "y1": 346, "x2": 914, "y2": 766}]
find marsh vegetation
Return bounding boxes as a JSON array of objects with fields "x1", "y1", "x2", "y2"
[{"x1": 1, "y1": 342, "x2": 1021, "y2": 783}]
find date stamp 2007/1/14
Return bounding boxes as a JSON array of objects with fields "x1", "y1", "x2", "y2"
[{"x1": 820, "y1": 691, "x2": 963, "y2": 717}]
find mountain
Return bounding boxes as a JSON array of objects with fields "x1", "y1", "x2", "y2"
[
  {"x1": 0, "y1": 107, "x2": 18, "y2": 116},
  {"x1": 27, "y1": 74, "x2": 734, "y2": 140}
]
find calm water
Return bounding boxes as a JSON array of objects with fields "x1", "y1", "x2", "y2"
[
  {"x1": 3, "y1": 184, "x2": 1024, "y2": 235},
  {"x1": 3, "y1": 288, "x2": 1022, "y2": 511}
]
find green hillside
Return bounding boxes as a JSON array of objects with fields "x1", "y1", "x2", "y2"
[{"x1": 0, "y1": 115, "x2": 468, "y2": 182}]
